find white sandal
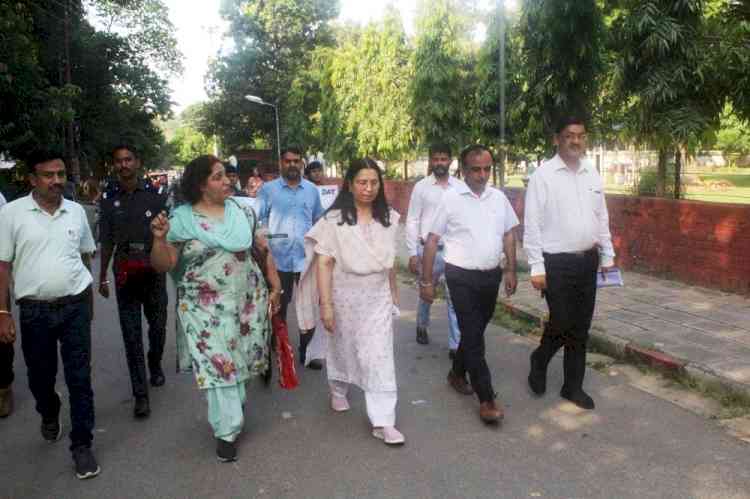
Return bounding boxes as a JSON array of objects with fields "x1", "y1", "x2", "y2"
[
  {"x1": 331, "y1": 394, "x2": 350, "y2": 412},
  {"x1": 372, "y1": 426, "x2": 405, "y2": 445}
]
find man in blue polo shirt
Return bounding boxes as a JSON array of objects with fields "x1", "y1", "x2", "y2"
[{"x1": 257, "y1": 147, "x2": 324, "y2": 369}]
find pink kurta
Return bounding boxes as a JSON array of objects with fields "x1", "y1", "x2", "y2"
[{"x1": 296, "y1": 210, "x2": 400, "y2": 392}]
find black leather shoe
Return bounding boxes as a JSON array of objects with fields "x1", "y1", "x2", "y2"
[
  {"x1": 216, "y1": 438, "x2": 237, "y2": 462},
  {"x1": 416, "y1": 327, "x2": 429, "y2": 345},
  {"x1": 528, "y1": 351, "x2": 547, "y2": 396},
  {"x1": 560, "y1": 387, "x2": 595, "y2": 410},
  {"x1": 150, "y1": 367, "x2": 166, "y2": 387},
  {"x1": 134, "y1": 397, "x2": 150, "y2": 419},
  {"x1": 307, "y1": 359, "x2": 323, "y2": 370}
]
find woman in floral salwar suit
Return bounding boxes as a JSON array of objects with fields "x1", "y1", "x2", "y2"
[{"x1": 150, "y1": 155, "x2": 282, "y2": 462}]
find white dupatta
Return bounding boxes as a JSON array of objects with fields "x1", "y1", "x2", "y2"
[{"x1": 295, "y1": 209, "x2": 400, "y2": 331}]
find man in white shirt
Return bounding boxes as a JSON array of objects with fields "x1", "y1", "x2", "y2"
[
  {"x1": 421, "y1": 145, "x2": 518, "y2": 425},
  {"x1": 405, "y1": 143, "x2": 462, "y2": 353},
  {"x1": 0, "y1": 150, "x2": 101, "y2": 479},
  {"x1": 523, "y1": 115, "x2": 615, "y2": 410}
]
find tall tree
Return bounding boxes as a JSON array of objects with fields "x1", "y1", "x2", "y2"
[
  {"x1": 204, "y1": 0, "x2": 339, "y2": 153},
  {"x1": 410, "y1": 0, "x2": 477, "y2": 152},
  {"x1": 315, "y1": 12, "x2": 415, "y2": 165},
  {"x1": 613, "y1": 0, "x2": 723, "y2": 197},
  {"x1": 518, "y1": 0, "x2": 605, "y2": 152}
]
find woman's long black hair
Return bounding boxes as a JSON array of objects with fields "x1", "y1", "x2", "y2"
[{"x1": 326, "y1": 158, "x2": 391, "y2": 227}]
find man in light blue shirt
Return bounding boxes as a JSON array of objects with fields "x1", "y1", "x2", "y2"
[{"x1": 257, "y1": 146, "x2": 324, "y2": 369}]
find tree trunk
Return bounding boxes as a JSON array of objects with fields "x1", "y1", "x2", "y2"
[
  {"x1": 656, "y1": 147, "x2": 668, "y2": 197},
  {"x1": 673, "y1": 147, "x2": 682, "y2": 200},
  {"x1": 403, "y1": 159, "x2": 408, "y2": 180}
]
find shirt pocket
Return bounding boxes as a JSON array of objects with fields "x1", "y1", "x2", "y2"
[{"x1": 64, "y1": 225, "x2": 82, "y2": 253}]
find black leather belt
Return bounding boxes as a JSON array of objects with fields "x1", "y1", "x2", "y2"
[
  {"x1": 17, "y1": 287, "x2": 91, "y2": 307},
  {"x1": 543, "y1": 248, "x2": 598, "y2": 258}
]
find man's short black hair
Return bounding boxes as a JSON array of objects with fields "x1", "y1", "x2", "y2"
[
  {"x1": 554, "y1": 114, "x2": 587, "y2": 135},
  {"x1": 25, "y1": 148, "x2": 65, "y2": 175},
  {"x1": 305, "y1": 161, "x2": 323, "y2": 177},
  {"x1": 280, "y1": 146, "x2": 303, "y2": 158},
  {"x1": 429, "y1": 142, "x2": 452, "y2": 158},
  {"x1": 111, "y1": 143, "x2": 139, "y2": 159},
  {"x1": 459, "y1": 144, "x2": 494, "y2": 168},
  {"x1": 224, "y1": 163, "x2": 238, "y2": 175}
]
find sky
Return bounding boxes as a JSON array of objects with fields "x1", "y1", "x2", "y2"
[{"x1": 164, "y1": 0, "x2": 518, "y2": 114}]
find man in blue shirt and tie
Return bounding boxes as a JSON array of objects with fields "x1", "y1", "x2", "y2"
[{"x1": 257, "y1": 147, "x2": 324, "y2": 369}]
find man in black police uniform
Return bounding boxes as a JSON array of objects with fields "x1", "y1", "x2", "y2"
[{"x1": 98, "y1": 144, "x2": 168, "y2": 419}]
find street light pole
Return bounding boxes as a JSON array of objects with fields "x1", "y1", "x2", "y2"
[
  {"x1": 498, "y1": 0, "x2": 506, "y2": 188},
  {"x1": 244, "y1": 95, "x2": 281, "y2": 163}
]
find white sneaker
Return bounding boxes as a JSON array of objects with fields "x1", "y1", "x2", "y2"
[
  {"x1": 331, "y1": 394, "x2": 350, "y2": 412},
  {"x1": 372, "y1": 426, "x2": 405, "y2": 445}
]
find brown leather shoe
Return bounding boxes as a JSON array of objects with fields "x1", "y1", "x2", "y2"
[
  {"x1": 0, "y1": 387, "x2": 13, "y2": 418},
  {"x1": 447, "y1": 371, "x2": 474, "y2": 395},
  {"x1": 479, "y1": 400, "x2": 504, "y2": 424}
]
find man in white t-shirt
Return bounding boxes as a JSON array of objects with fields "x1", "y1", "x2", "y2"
[
  {"x1": 405, "y1": 143, "x2": 463, "y2": 353},
  {"x1": 0, "y1": 150, "x2": 100, "y2": 479},
  {"x1": 421, "y1": 145, "x2": 518, "y2": 425}
]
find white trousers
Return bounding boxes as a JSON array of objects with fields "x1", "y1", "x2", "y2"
[{"x1": 329, "y1": 380, "x2": 397, "y2": 427}]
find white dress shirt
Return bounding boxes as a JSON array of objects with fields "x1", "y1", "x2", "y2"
[
  {"x1": 405, "y1": 174, "x2": 465, "y2": 257},
  {"x1": 429, "y1": 183, "x2": 519, "y2": 271},
  {"x1": 0, "y1": 192, "x2": 6, "y2": 209},
  {"x1": 523, "y1": 154, "x2": 615, "y2": 276},
  {"x1": 0, "y1": 194, "x2": 96, "y2": 300}
]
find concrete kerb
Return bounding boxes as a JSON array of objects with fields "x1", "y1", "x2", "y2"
[{"x1": 499, "y1": 299, "x2": 750, "y2": 402}]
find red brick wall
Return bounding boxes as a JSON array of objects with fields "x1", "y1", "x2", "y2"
[{"x1": 378, "y1": 180, "x2": 750, "y2": 294}]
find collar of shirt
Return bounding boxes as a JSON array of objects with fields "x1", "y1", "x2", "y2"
[
  {"x1": 428, "y1": 174, "x2": 462, "y2": 187},
  {"x1": 26, "y1": 193, "x2": 69, "y2": 218},
  {"x1": 279, "y1": 177, "x2": 309, "y2": 190},
  {"x1": 454, "y1": 181, "x2": 494, "y2": 201},
  {"x1": 552, "y1": 154, "x2": 591, "y2": 174}
]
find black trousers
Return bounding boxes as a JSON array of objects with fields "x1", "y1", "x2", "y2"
[
  {"x1": 18, "y1": 289, "x2": 94, "y2": 450},
  {"x1": 0, "y1": 341, "x2": 13, "y2": 389},
  {"x1": 542, "y1": 249, "x2": 599, "y2": 350},
  {"x1": 278, "y1": 271, "x2": 300, "y2": 322},
  {"x1": 114, "y1": 265, "x2": 167, "y2": 398},
  {"x1": 445, "y1": 263, "x2": 503, "y2": 403}
]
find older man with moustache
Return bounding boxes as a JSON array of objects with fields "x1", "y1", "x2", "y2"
[{"x1": 421, "y1": 144, "x2": 519, "y2": 425}]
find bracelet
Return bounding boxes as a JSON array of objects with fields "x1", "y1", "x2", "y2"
[
  {"x1": 419, "y1": 281, "x2": 433, "y2": 288},
  {"x1": 0, "y1": 310, "x2": 11, "y2": 316},
  {"x1": 270, "y1": 288, "x2": 283, "y2": 295},
  {"x1": 100, "y1": 280, "x2": 111, "y2": 285}
]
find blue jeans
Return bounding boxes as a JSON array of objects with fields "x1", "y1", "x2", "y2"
[
  {"x1": 416, "y1": 246, "x2": 461, "y2": 350},
  {"x1": 18, "y1": 290, "x2": 95, "y2": 450}
]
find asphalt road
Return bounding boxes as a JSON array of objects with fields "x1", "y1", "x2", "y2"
[{"x1": 2, "y1": 260, "x2": 749, "y2": 499}]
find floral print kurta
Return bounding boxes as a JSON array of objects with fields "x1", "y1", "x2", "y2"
[{"x1": 174, "y1": 212, "x2": 269, "y2": 390}]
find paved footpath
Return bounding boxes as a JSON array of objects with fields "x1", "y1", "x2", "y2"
[
  {"x1": 2, "y1": 258, "x2": 750, "y2": 498},
  {"x1": 501, "y1": 267, "x2": 750, "y2": 397}
]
